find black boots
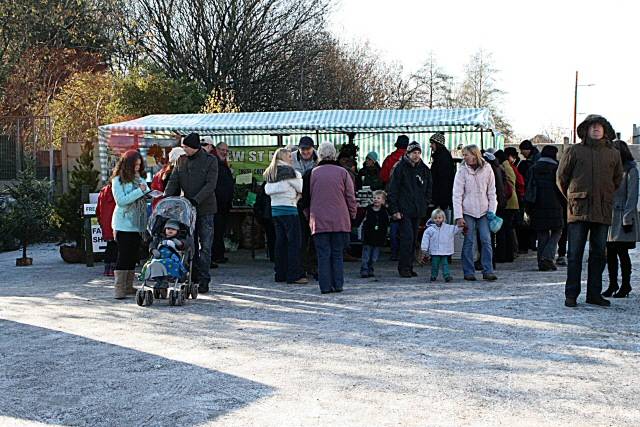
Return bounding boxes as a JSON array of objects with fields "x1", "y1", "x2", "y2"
[{"x1": 601, "y1": 280, "x2": 619, "y2": 298}]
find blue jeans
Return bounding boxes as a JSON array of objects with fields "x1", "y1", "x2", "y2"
[
  {"x1": 537, "y1": 228, "x2": 562, "y2": 264},
  {"x1": 565, "y1": 221, "x2": 608, "y2": 299},
  {"x1": 273, "y1": 215, "x2": 303, "y2": 282},
  {"x1": 193, "y1": 214, "x2": 214, "y2": 285},
  {"x1": 431, "y1": 255, "x2": 450, "y2": 279},
  {"x1": 360, "y1": 245, "x2": 381, "y2": 275},
  {"x1": 314, "y1": 232, "x2": 349, "y2": 292},
  {"x1": 462, "y1": 214, "x2": 493, "y2": 276}
]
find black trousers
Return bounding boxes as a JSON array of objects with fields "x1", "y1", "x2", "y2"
[
  {"x1": 212, "y1": 212, "x2": 229, "y2": 262},
  {"x1": 104, "y1": 240, "x2": 118, "y2": 264},
  {"x1": 495, "y1": 209, "x2": 516, "y2": 263},
  {"x1": 607, "y1": 242, "x2": 633, "y2": 287},
  {"x1": 115, "y1": 231, "x2": 141, "y2": 270},
  {"x1": 398, "y1": 216, "x2": 419, "y2": 273}
]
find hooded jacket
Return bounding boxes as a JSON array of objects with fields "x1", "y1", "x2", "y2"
[
  {"x1": 530, "y1": 157, "x2": 564, "y2": 230},
  {"x1": 380, "y1": 148, "x2": 406, "y2": 184},
  {"x1": 608, "y1": 160, "x2": 640, "y2": 242},
  {"x1": 387, "y1": 155, "x2": 433, "y2": 218},
  {"x1": 452, "y1": 162, "x2": 498, "y2": 220},
  {"x1": 430, "y1": 143, "x2": 456, "y2": 210},
  {"x1": 265, "y1": 164, "x2": 303, "y2": 209},
  {"x1": 420, "y1": 219, "x2": 462, "y2": 256},
  {"x1": 556, "y1": 125, "x2": 623, "y2": 225},
  {"x1": 164, "y1": 148, "x2": 219, "y2": 215}
]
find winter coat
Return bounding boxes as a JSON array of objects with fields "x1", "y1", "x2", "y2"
[
  {"x1": 380, "y1": 148, "x2": 406, "y2": 184},
  {"x1": 485, "y1": 155, "x2": 507, "y2": 209},
  {"x1": 501, "y1": 160, "x2": 519, "y2": 210},
  {"x1": 164, "y1": 148, "x2": 219, "y2": 216},
  {"x1": 430, "y1": 144, "x2": 456, "y2": 210},
  {"x1": 452, "y1": 162, "x2": 498, "y2": 220},
  {"x1": 265, "y1": 165, "x2": 303, "y2": 208},
  {"x1": 309, "y1": 160, "x2": 357, "y2": 234},
  {"x1": 420, "y1": 220, "x2": 462, "y2": 256},
  {"x1": 215, "y1": 158, "x2": 235, "y2": 214},
  {"x1": 111, "y1": 176, "x2": 149, "y2": 233},
  {"x1": 361, "y1": 206, "x2": 389, "y2": 247},
  {"x1": 292, "y1": 150, "x2": 318, "y2": 176},
  {"x1": 517, "y1": 147, "x2": 541, "y2": 181},
  {"x1": 556, "y1": 138, "x2": 623, "y2": 224},
  {"x1": 530, "y1": 158, "x2": 564, "y2": 230},
  {"x1": 96, "y1": 184, "x2": 116, "y2": 241},
  {"x1": 150, "y1": 166, "x2": 171, "y2": 210},
  {"x1": 357, "y1": 163, "x2": 384, "y2": 190},
  {"x1": 608, "y1": 160, "x2": 640, "y2": 242},
  {"x1": 511, "y1": 161, "x2": 525, "y2": 199},
  {"x1": 387, "y1": 156, "x2": 433, "y2": 219}
]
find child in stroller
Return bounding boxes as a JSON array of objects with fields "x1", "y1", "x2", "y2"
[{"x1": 137, "y1": 196, "x2": 198, "y2": 307}]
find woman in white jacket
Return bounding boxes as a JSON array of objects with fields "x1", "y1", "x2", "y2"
[
  {"x1": 264, "y1": 148, "x2": 308, "y2": 284},
  {"x1": 452, "y1": 145, "x2": 498, "y2": 281}
]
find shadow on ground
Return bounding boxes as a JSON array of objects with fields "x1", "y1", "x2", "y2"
[{"x1": 0, "y1": 319, "x2": 272, "y2": 426}]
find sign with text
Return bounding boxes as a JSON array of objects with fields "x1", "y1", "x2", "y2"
[
  {"x1": 90, "y1": 218, "x2": 106, "y2": 253},
  {"x1": 227, "y1": 146, "x2": 278, "y2": 182}
]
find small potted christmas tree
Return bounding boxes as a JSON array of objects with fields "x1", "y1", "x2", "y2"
[{"x1": 6, "y1": 159, "x2": 52, "y2": 266}]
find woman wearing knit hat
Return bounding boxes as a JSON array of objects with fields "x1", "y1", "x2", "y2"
[{"x1": 357, "y1": 151, "x2": 384, "y2": 190}]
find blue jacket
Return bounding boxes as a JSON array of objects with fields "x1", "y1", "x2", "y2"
[{"x1": 111, "y1": 176, "x2": 148, "y2": 232}]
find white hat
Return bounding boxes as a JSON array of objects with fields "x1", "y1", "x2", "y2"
[
  {"x1": 200, "y1": 136, "x2": 214, "y2": 146},
  {"x1": 168, "y1": 147, "x2": 186, "y2": 164}
]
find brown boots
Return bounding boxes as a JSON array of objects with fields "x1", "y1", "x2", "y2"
[{"x1": 114, "y1": 270, "x2": 137, "y2": 299}]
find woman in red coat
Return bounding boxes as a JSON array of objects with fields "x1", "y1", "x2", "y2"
[
  {"x1": 151, "y1": 147, "x2": 186, "y2": 210},
  {"x1": 96, "y1": 183, "x2": 117, "y2": 276}
]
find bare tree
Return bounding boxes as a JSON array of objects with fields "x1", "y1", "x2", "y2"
[{"x1": 413, "y1": 51, "x2": 453, "y2": 109}]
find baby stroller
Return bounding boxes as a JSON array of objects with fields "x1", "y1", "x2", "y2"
[{"x1": 136, "y1": 197, "x2": 198, "y2": 307}]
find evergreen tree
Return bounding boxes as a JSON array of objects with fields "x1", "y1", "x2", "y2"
[
  {"x1": 54, "y1": 140, "x2": 100, "y2": 247},
  {"x1": 6, "y1": 158, "x2": 52, "y2": 262}
]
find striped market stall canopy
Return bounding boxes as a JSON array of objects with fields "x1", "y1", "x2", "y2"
[{"x1": 98, "y1": 108, "x2": 501, "y2": 181}]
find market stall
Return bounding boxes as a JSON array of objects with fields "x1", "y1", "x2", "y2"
[{"x1": 97, "y1": 108, "x2": 501, "y2": 255}]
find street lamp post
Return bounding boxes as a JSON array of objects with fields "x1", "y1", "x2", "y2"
[{"x1": 572, "y1": 71, "x2": 595, "y2": 143}]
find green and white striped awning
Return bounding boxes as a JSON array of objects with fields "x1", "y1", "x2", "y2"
[{"x1": 98, "y1": 108, "x2": 495, "y2": 135}]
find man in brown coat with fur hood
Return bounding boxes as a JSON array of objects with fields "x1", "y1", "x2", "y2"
[{"x1": 557, "y1": 114, "x2": 623, "y2": 308}]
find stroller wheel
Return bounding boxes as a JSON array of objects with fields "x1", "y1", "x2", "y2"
[
  {"x1": 135, "y1": 289, "x2": 144, "y2": 306},
  {"x1": 153, "y1": 289, "x2": 160, "y2": 299},
  {"x1": 182, "y1": 285, "x2": 190, "y2": 299},
  {"x1": 190, "y1": 283, "x2": 198, "y2": 300},
  {"x1": 177, "y1": 292, "x2": 185, "y2": 306},
  {"x1": 169, "y1": 290, "x2": 177, "y2": 306},
  {"x1": 159, "y1": 288, "x2": 168, "y2": 299},
  {"x1": 144, "y1": 290, "x2": 154, "y2": 306}
]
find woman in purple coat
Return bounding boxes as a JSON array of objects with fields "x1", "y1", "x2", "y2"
[{"x1": 309, "y1": 142, "x2": 358, "y2": 294}]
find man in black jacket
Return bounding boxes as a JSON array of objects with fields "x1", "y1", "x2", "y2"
[
  {"x1": 429, "y1": 132, "x2": 455, "y2": 212},
  {"x1": 212, "y1": 142, "x2": 234, "y2": 265},
  {"x1": 165, "y1": 133, "x2": 218, "y2": 293},
  {"x1": 388, "y1": 141, "x2": 433, "y2": 277}
]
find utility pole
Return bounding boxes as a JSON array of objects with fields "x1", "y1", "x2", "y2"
[{"x1": 572, "y1": 71, "x2": 578, "y2": 144}]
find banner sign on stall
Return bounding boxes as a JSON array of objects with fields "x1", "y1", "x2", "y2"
[{"x1": 227, "y1": 146, "x2": 278, "y2": 182}]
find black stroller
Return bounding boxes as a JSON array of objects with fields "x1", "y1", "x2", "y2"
[{"x1": 136, "y1": 197, "x2": 198, "y2": 307}]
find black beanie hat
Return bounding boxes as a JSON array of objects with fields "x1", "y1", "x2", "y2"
[
  {"x1": 519, "y1": 140, "x2": 534, "y2": 150},
  {"x1": 395, "y1": 135, "x2": 409, "y2": 149},
  {"x1": 494, "y1": 149, "x2": 507, "y2": 164},
  {"x1": 504, "y1": 147, "x2": 519, "y2": 159},
  {"x1": 407, "y1": 141, "x2": 422, "y2": 153},
  {"x1": 298, "y1": 136, "x2": 314, "y2": 148},
  {"x1": 182, "y1": 132, "x2": 201, "y2": 149},
  {"x1": 540, "y1": 145, "x2": 558, "y2": 160}
]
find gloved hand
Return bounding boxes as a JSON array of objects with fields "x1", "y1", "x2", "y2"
[
  {"x1": 623, "y1": 224, "x2": 633, "y2": 233},
  {"x1": 152, "y1": 249, "x2": 161, "y2": 258},
  {"x1": 487, "y1": 211, "x2": 496, "y2": 220},
  {"x1": 162, "y1": 239, "x2": 176, "y2": 249}
]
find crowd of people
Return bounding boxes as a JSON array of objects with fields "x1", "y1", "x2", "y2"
[{"x1": 97, "y1": 113, "x2": 638, "y2": 307}]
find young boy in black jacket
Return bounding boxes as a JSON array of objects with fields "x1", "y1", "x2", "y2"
[{"x1": 361, "y1": 190, "x2": 390, "y2": 278}]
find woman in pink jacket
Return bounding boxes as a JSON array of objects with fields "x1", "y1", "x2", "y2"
[{"x1": 452, "y1": 145, "x2": 498, "y2": 281}]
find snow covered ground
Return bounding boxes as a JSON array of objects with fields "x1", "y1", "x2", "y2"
[{"x1": 1, "y1": 244, "x2": 639, "y2": 426}]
